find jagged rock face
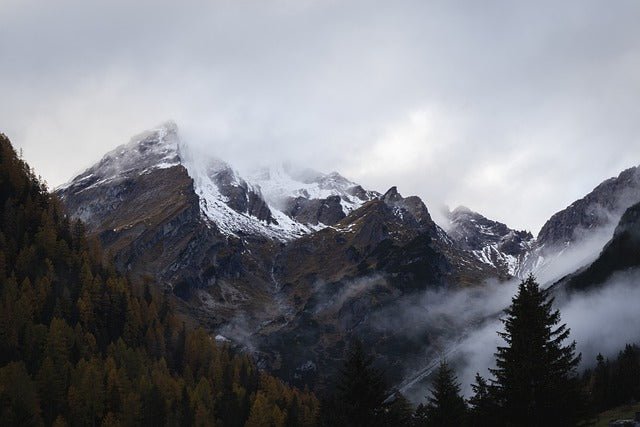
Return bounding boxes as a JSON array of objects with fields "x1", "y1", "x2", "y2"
[
  {"x1": 271, "y1": 189, "x2": 496, "y2": 319},
  {"x1": 53, "y1": 123, "x2": 511, "y2": 392},
  {"x1": 447, "y1": 206, "x2": 534, "y2": 277},
  {"x1": 560, "y1": 201, "x2": 640, "y2": 292},
  {"x1": 445, "y1": 166, "x2": 640, "y2": 283},
  {"x1": 250, "y1": 165, "x2": 380, "y2": 224},
  {"x1": 284, "y1": 195, "x2": 346, "y2": 226},
  {"x1": 538, "y1": 166, "x2": 640, "y2": 250},
  {"x1": 58, "y1": 160, "x2": 283, "y2": 322},
  {"x1": 382, "y1": 186, "x2": 434, "y2": 228},
  {"x1": 207, "y1": 165, "x2": 275, "y2": 224}
]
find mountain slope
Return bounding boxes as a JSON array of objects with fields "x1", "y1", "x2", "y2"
[
  {"x1": 521, "y1": 165, "x2": 640, "y2": 284},
  {"x1": 560, "y1": 201, "x2": 640, "y2": 292},
  {"x1": 446, "y1": 206, "x2": 534, "y2": 277},
  {"x1": 57, "y1": 123, "x2": 506, "y2": 391},
  {"x1": 538, "y1": 166, "x2": 640, "y2": 250},
  {"x1": 0, "y1": 132, "x2": 319, "y2": 427}
]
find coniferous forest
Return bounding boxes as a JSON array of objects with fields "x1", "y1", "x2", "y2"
[
  {"x1": 0, "y1": 134, "x2": 319, "y2": 426},
  {"x1": 2, "y1": 130, "x2": 640, "y2": 427}
]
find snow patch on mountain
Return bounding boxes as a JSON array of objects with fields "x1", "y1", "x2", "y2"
[
  {"x1": 59, "y1": 121, "x2": 181, "y2": 192},
  {"x1": 178, "y1": 145, "x2": 319, "y2": 240},
  {"x1": 249, "y1": 164, "x2": 379, "y2": 216},
  {"x1": 447, "y1": 206, "x2": 534, "y2": 277}
]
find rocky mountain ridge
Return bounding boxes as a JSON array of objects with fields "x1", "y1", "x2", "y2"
[
  {"x1": 56, "y1": 122, "x2": 640, "y2": 390},
  {"x1": 445, "y1": 165, "x2": 640, "y2": 283},
  {"x1": 446, "y1": 206, "x2": 534, "y2": 277}
]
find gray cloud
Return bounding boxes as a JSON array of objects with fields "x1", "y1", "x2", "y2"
[{"x1": 1, "y1": 0, "x2": 640, "y2": 233}]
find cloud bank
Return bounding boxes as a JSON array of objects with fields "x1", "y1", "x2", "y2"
[{"x1": 2, "y1": 0, "x2": 640, "y2": 233}]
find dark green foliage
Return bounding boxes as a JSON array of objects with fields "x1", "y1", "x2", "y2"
[
  {"x1": 0, "y1": 361, "x2": 43, "y2": 426},
  {"x1": 490, "y1": 275, "x2": 583, "y2": 426},
  {"x1": 0, "y1": 134, "x2": 319, "y2": 426},
  {"x1": 590, "y1": 353, "x2": 611, "y2": 411},
  {"x1": 321, "y1": 340, "x2": 407, "y2": 427},
  {"x1": 611, "y1": 344, "x2": 640, "y2": 404},
  {"x1": 467, "y1": 373, "x2": 499, "y2": 426},
  {"x1": 583, "y1": 344, "x2": 640, "y2": 415},
  {"x1": 386, "y1": 392, "x2": 414, "y2": 426},
  {"x1": 418, "y1": 361, "x2": 467, "y2": 427}
]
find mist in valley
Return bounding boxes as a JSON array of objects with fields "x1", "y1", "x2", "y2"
[{"x1": 360, "y1": 219, "x2": 640, "y2": 402}]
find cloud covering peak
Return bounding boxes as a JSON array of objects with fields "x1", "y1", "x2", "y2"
[{"x1": 2, "y1": 0, "x2": 640, "y2": 233}]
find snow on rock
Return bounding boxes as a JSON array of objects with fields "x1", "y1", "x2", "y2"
[
  {"x1": 59, "y1": 121, "x2": 181, "y2": 192},
  {"x1": 60, "y1": 122, "x2": 380, "y2": 242},
  {"x1": 448, "y1": 206, "x2": 535, "y2": 277},
  {"x1": 249, "y1": 163, "x2": 379, "y2": 217}
]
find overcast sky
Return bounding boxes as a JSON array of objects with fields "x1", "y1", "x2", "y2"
[{"x1": 1, "y1": 0, "x2": 639, "y2": 233}]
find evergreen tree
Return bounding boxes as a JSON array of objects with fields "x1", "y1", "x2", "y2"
[
  {"x1": 590, "y1": 353, "x2": 610, "y2": 412},
  {"x1": 490, "y1": 275, "x2": 583, "y2": 426},
  {"x1": 321, "y1": 340, "x2": 390, "y2": 427},
  {"x1": 0, "y1": 361, "x2": 43, "y2": 426},
  {"x1": 467, "y1": 373, "x2": 499, "y2": 427},
  {"x1": 385, "y1": 392, "x2": 414, "y2": 426},
  {"x1": 422, "y1": 361, "x2": 466, "y2": 427},
  {"x1": 611, "y1": 344, "x2": 640, "y2": 405}
]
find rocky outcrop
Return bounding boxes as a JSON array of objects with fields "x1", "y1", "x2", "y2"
[
  {"x1": 447, "y1": 206, "x2": 534, "y2": 277},
  {"x1": 560, "y1": 201, "x2": 640, "y2": 292},
  {"x1": 537, "y1": 166, "x2": 640, "y2": 250},
  {"x1": 284, "y1": 195, "x2": 346, "y2": 226},
  {"x1": 209, "y1": 165, "x2": 275, "y2": 223}
]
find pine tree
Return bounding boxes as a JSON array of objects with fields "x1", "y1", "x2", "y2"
[
  {"x1": 590, "y1": 353, "x2": 610, "y2": 411},
  {"x1": 321, "y1": 340, "x2": 389, "y2": 427},
  {"x1": 422, "y1": 360, "x2": 466, "y2": 427},
  {"x1": 611, "y1": 344, "x2": 640, "y2": 405},
  {"x1": 0, "y1": 361, "x2": 43, "y2": 426},
  {"x1": 467, "y1": 373, "x2": 499, "y2": 427},
  {"x1": 490, "y1": 275, "x2": 583, "y2": 426}
]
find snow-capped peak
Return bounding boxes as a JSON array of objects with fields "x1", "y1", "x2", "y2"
[
  {"x1": 60, "y1": 122, "x2": 381, "y2": 242},
  {"x1": 58, "y1": 121, "x2": 181, "y2": 192}
]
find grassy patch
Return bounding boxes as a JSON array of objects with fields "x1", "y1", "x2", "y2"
[{"x1": 587, "y1": 402, "x2": 640, "y2": 427}]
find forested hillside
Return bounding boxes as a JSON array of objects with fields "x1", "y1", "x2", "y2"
[{"x1": 0, "y1": 133, "x2": 318, "y2": 426}]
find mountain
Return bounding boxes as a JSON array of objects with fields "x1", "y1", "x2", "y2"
[
  {"x1": 523, "y1": 165, "x2": 640, "y2": 284},
  {"x1": 0, "y1": 132, "x2": 319, "y2": 426},
  {"x1": 559, "y1": 201, "x2": 640, "y2": 292},
  {"x1": 446, "y1": 206, "x2": 534, "y2": 277},
  {"x1": 447, "y1": 166, "x2": 640, "y2": 284},
  {"x1": 57, "y1": 122, "x2": 505, "y2": 390},
  {"x1": 249, "y1": 164, "x2": 380, "y2": 227},
  {"x1": 537, "y1": 166, "x2": 640, "y2": 250},
  {"x1": 59, "y1": 122, "x2": 381, "y2": 242},
  {"x1": 56, "y1": 122, "x2": 640, "y2": 393},
  {"x1": 57, "y1": 122, "x2": 502, "y2": 299}
]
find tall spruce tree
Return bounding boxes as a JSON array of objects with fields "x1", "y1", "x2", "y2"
[
  {"x1": 421, "y1": 360, "x2": 467, "y2": 427},
  {"x1": 468, "y1": 373, "x2": 499, "y2": 427},
  {"x1": 321, "y1": 340, "x2": 391, "y2": 427},
  {"x1": 490, "y1": 275, "x2": 583, "y2": 426},
  {"x1": 590, "y1": 353, "x2": 610, "y2": 412}
]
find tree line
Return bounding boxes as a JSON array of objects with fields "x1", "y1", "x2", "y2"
[
  {"x1": 321, "y1": 275, "x2": 640, "y2": 426},
  {"x1": 320, "y1": 275, "x2": 588, "y2": 426}
]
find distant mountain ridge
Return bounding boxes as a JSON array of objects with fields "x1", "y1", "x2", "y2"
[
  {"x1": 446, "y1": 206, "x2": 534, "y2": 277},
  {"x1": 56, "y1": 122, "x2": 506, "y2": 388},
  {"x1": 445, "y1": 165, "x2": 640, "y2": 283},
  {"x1": 56, "y1": 122, "x2": 640, "y2": 390},
  {"x1": 556, "y1": 200, "x2": 640, "y2": 292}
]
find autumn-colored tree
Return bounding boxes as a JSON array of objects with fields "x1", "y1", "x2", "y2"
[{"x1": 0, "y1": 133, "x2": 320, "y2": 426}]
